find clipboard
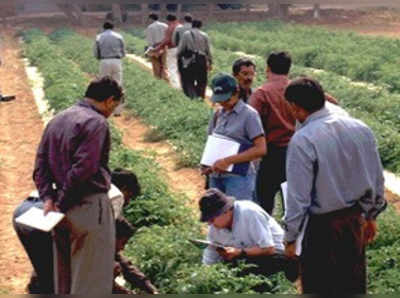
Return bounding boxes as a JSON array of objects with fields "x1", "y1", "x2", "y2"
[
  {"x1": 15, "y1": 206, "x2": 65, "y2": 232},
  {"x1": 189, "y1": 239, "x2": 225, "y2": 249}
]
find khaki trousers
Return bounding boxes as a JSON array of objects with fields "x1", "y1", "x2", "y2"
[
  {"x1": 53, "y1": 193, "x2": 115, "y2": 294},
  {"x1": 150, "y1": 51, "x2": 168, "y2": 81}
]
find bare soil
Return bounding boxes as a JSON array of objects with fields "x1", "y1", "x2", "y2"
[{"x1": 1, "y1": 6, "x2": 400, "y2": 293}]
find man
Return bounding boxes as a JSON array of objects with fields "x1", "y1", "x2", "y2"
[
  {"x1": 155, "y1": 14, "x2": 181, "y2": 89},
  {"x1": 200, "y1": 188, "x2": 298, "y2": 282},
  {"x1": 172, "y1": 13, "x2": 192, "y2": 48},
  {"x1": 145, "y1": 13, "x2": 168, "y2": 81},
  {"x1": 94, "y1": 21, "x2": 125, "y2": 115},
  {"x1": 283, "y1": 77, "x2": 387, "y2": 294},
  {"x1": 33, "y1": 76, "x2": 124, "y2": 294},
  {"x1": 203, "y1": 73, "x2": 265, "y2": 201},
  {"x1": 232, "y1": 58, "x2": 256, "y2": 103},
  {"x1": 177, "y1": 19, "x2": 212, "y2": 99},
  {"x1": 249, "y1": 51, "x2": 296, "y2": 214}
]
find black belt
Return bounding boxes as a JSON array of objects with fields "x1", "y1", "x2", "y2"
[{"x1": 100, "y1": 56, "x2": 121, "y2": 60}]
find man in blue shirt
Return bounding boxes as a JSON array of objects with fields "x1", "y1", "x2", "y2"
[{"x1": 283, "y1": 77, "x2": 386, "y2": 294}]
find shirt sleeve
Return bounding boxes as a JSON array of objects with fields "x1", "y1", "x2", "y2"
[
  {"x1": 249, "y1": 89, "x2": 271, "y2": 125},
  {"x1": 202, "y1": 229, "x2": 223, "y2": 265},
  {"x1": 61, "y1": 120, "x2": 110, "y2": 201},
  {"x1": 204, "y1": 34, "x2": 212, "y2": 64},
  {"x1": 33, "y1": 125, "x2": 57, "y2": 203},
  {"x1": 93, "y1": 38, "x2": 100, "y2": 59},
  {"x1": 283, "y1": 134, "x2": 316, "y2": 242},
  {"x1": 245, "y1": 110, "x2": 264, "y2": 141},
  {"x1": 247, "y1": 212, "x2": 275, "y2": 248}
]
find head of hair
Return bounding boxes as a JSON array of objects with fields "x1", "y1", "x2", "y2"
[
  {"x1": 103, "y1": 21, "x2": 114, "y2": 30},
  {"x1": 232, "y1": 58, "x2": 256, "y2": 76},
  {"x1": 85, "y1": 76, "x2": 124, "y2": 102},
  {"x1": 115, "y1": 217, "x2": 135, "y2": 239},
  {"x1": 111, "y1": 168, "x2": 141, "y2": 199},
  {"x1": 149, "y1": 13, "x2": 158, "y2": 21},
  {"x1": 284, "y1": 77, "x2": 326, "y2": 113},
  {"x1": 267, "y1": 51, "x2": 292, "y2": 75},
  {"x1": 191, "y1": 19, "x2": 202, "y2": 28},
  {"x1": 183, "y1": 13, "x2": 193, "y2": 23},
  {"x1": 166, "y1": 14, "x2": 177, "y2": 21}
]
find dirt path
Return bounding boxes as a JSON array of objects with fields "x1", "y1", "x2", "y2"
[{"x1": 0, "y1": 29, "x2": 44, "y2": 293}]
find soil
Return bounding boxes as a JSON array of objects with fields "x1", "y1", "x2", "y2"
[{"x1": 1, "y1": 6, "x2": 400, "y2": 294}]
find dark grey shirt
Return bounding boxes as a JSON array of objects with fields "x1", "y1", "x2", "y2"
[
  {"x1": 94, "y1": 29, "x2": 125, "y2": 60},
  {"x1": 33, "y1": 100, "x2": 111, "y2": 211},
  {"x1": 177, "y1": 28, "x2": 212, "y2": 64}
]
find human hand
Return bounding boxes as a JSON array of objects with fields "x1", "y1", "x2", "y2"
[
  {"x1": 217, "y1": 246, "x2": 241, "y2": 261},
  {"x1": 212, "y1": 158, "x2": 230, "y2": 173},
  {"x1": 284, "y1": 242, "x2": 296, "y2": 259},
  {"x1": 363, "y1": 219, "x2": 377, "y2": 245},
  {"x1": 43, "y1": 199, "x2": 59, "y2": 215}
]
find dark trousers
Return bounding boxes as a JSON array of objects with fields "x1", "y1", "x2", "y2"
[
  {"x1": 256, "y1": 144, "x2": 288, "y2": 214},
  {"x1": 301, "y1": 205, "x2": 366, "y2": 294},
  {"x1": 13, "y1": 221, "x2": 54, "y2": 293},
  {"x1": 178, "y1": 54, "x2": 207, "y2": 99}
]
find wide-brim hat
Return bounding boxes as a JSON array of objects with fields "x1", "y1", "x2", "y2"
[{"x1": 199, "y1": 188, "x2": 235, "y2": 222}]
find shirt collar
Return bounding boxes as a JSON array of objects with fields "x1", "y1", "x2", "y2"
[
  {"x1": 268, "y1": 72, "x2": 289, "y2": 83},
  {"x1": 222, "y1": 99, "x2": 246, "y2": 115},
  {"x1": 301, "y1": 105, "x2": 330, "y2": 128},
  {"x1": 77, "y1": 99, "x2": 105, "y2": 117}
]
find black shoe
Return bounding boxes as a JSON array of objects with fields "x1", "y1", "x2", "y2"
[
  {"x1": 284, "y1": 258, "x2": 299, "y2": 282},
  {"x1": 0, "y1": 95, "x2": 16, "y2": 102}
]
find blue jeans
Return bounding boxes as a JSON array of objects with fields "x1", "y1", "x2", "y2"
[{"x1": 209, "y1": 174, "x2": 256, "y2": 201}]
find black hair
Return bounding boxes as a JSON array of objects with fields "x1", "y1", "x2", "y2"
[
  {"x1": 111, "y1": 168, "x2": 141, "y2": 200},
  {"x1": 149, "y1": 13, "x2": 158, "y2": 20},
  {"x1": 284, "y1": 77, "x2": 326, "y2": 113},
  {"x1": 191, "y1": 19, "x2": 202, "y2": 28},
  {"x1": 85, "y1": 76, "x2": 124, "y2": 102},
  {"x1": 232, "y1": 58, "x2": 256, "y2": 76},
  {"x1": 267, "y1": 51, "x2": 291, "y2": 75},
  {"x1": 115, "y1": 217, "x2": 135, "y2": 239},
  {"x1": 166, "y1": 14, "x2": 177, "y2": 21},
  {"x1": 183, "y1": 14, "x2": 193, "y2": 23},
  {"x1": 103, "y1": 21, "x2": 114, "y2": 30}
]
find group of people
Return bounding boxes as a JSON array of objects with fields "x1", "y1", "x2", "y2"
[
  {"x1": 199, "y1": 50, "x2": 387, "y2": 294},
  {"x1": 145, "y1": 13, "x2": 212, "y2": 99},
  {"x1": 11, "y1": 15, "x2": 388, "y2": 295}
]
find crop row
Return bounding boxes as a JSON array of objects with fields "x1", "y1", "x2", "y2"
[
  {"x1": 40, "y1": 28, "x2": 400, "y2": 293},
  {"x1": 21, "y1": 29, "x2": 286, "y2": 294}
]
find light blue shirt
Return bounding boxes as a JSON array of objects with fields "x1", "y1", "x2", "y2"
[
  {"x1": 284, "y1": 105, "x2": 386, "y2": 242},
  {"x1": 94, "y1": 30, "x2": 125, "y2": 59},
  {"x1": 202, "y1": 200, "x2": 284, "y2": 265}
]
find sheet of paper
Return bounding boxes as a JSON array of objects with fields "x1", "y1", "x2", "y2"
[
  {"x1": 189, "y1": 239, "x2": 225, "y2": 249},
  {"x1": 281, "y1": 181, "x2": 308, "y2": 256},
  {"x1": 15, "y1": 206, "x2": 65, "y2": 232},
  {"x1": 200, "y1": 134, "x2": 240, "y2": 172}
]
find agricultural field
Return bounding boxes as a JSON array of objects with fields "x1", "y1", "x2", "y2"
[{"x1": 1, "y1": 7, "x2": 400, "y2": 294}]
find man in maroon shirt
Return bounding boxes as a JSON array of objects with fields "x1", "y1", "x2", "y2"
[
  {"x1": 33, "y1": 76, "x2": 124, "y2": 294},
  {"x1": 249, "y1": 52, "x2": 295, "y2": 215}
]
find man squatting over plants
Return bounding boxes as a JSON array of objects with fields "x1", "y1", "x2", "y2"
[{"x1": 13, "y1": 168, "x2": 158, "y2": 294}]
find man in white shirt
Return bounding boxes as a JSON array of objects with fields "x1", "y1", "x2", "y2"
[
  {"x1": 199, "y1": 188, "x2": 298, "y2": 282},
  {"x1": 145, "y1": 13, "x2": 168, "y2": 81}
]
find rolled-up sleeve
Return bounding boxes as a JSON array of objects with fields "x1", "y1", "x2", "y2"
[
  {"x1": 245, "y1": 110, "x2": 264, "y2": 141},
  {"x1": 202, "y1": 230, "x2": 222, "y2": 265},
  {"x1": 283, "y1": 135, "x2": 315, "y2": 242}
]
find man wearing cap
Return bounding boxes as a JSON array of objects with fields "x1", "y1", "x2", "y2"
[
  {"x1": 204, "y1": 73, "x2": 266, "y2": 201},
  {"x1": 200, "y1": 188, "x2": 298, "y2": 282},
  {"x1": 283, "y1": 77, "x2": 386, "y2": 294}
]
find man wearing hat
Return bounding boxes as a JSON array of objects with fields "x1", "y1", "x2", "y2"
[
  {"x1": 203, "y1": 73, "x2": 265, "y2": 201},
  {"x1": 199, "y1": 188, "x2": 298, "y2": 282}
]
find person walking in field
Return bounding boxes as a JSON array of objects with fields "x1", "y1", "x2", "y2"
[
  {"x1": 283, "y1": 77, "x2": 387, "y2": 294},
  {"x1": 33, "y1": 76, "x2": 123, "y2": 294},
  {"x1": 154, "y1": 14, "x2": 181, "y2": 89},
  {"x1": 202, "y1": 73, "x2": 265, "y2": 200},
  {"x1": 177, "y1": 19, "x2": 212, "y2": 99},
  {"x1": 94, "y1": 21, "x2": 125, "y2": 115},
  {"x1": 249, "y1": 51, "x2": 296, "y2": 215},
  {"x1": 145, "y1": 13, "x2": 168, "y2": 81}
]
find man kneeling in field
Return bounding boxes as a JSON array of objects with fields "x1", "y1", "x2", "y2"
[
  {"x1": 199, "y1": 188, "x2": 298, "y2": 282},
  {"x1": 13, "y1": 168, "x2": 157, "y2": 294}
]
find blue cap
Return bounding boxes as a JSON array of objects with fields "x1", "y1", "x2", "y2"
[{"x1": 210, "y1": 73, "x2": 237, "y2": 103}]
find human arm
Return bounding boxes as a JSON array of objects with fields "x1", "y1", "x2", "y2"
[
  {"x1": 218, "y1": 246, "x2": 275, "y2": 261},
  {"x1": 155, "y1": 25, "x2": 173, "y2": 50},
  {"x1": 93, "y1": 38, "x2": 101, "y2": 59},
  {"x1": 120, "y1": 37, "x2": 126, "y2": 58},
  {"x1": 204, "y1": 34, "x2": 212, "y2": 68}
]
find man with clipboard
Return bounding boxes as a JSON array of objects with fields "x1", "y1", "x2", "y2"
[{"x1": 201, "y1": 73, "x2": 266, "y2": 201}]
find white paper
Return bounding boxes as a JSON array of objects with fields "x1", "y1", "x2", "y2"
[
  {"x1": 108, "y1": 184, "x2": 124, "y2": 218},
  {"x1": 280, "y1": 181, "x2": 308, "y2": 256},
  {"x1": 200, "y1": 134, "x2": 240, "y2": 172},
  {"x1": 15, "y1": 206, "x2": 65, "y2": 232}
]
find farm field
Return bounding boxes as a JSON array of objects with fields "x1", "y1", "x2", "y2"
[{"x1": 1, "y1": 7, "x2": 400, "y2": 294}]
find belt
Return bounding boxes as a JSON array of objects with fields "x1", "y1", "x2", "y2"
[
  {"x1": 310, "y1": 203, "x2": 362, "y2": 222},
  {"x1": 100, "y1": 56, "x2": 121, "y2": 60}
]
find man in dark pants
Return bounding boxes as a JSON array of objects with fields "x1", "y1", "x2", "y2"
[
  {"x1": 177, "y1": 19, "x2": 212, "y2": 99},
  {"x1": 249, "y1": 52, "x2": 295, "y2": 214},
  {"x1": 283, "y1": 77, "x2": 387, "y2": 294}
]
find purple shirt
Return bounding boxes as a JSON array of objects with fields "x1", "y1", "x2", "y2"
[{"x1": 33, "y1": 100, "x2": 111, "y2": 211}]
